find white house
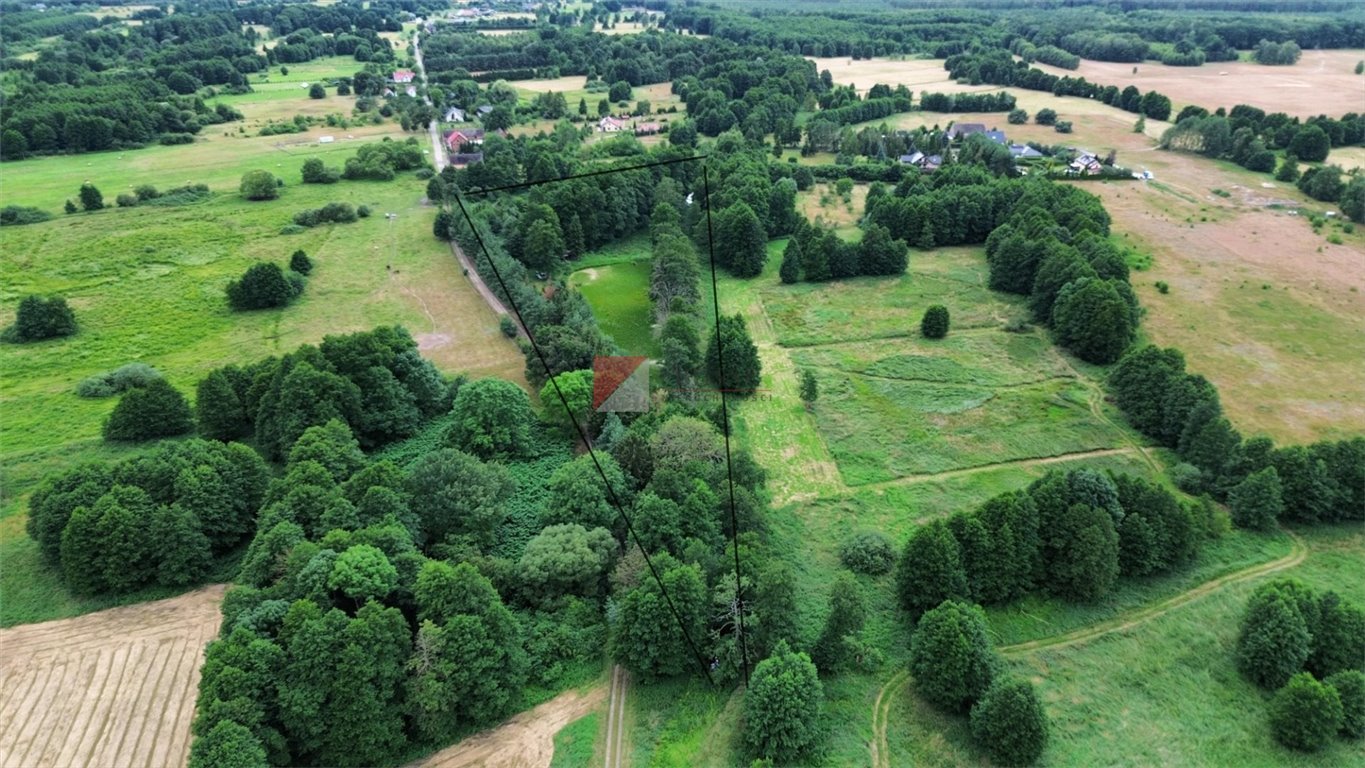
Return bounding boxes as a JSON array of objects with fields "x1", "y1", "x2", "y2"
[
  {"x1": 444, "y1": 107, "x2": 466, "y2": 122},
  {"x1": 598, "y1": 116, "x2": 626, "y2": 132}
]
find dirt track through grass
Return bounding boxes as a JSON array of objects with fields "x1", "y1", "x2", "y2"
[
  {"x1": 0, "y1": 584, "x2": 225, "y2": 767},
  {"x1": 868, "y1": 528, "x2": 1309, "y2": 766}
]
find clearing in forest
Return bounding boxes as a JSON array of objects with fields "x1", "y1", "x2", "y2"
[{"x1": 0, "y1": 585, "x2": 225, "y2": 768}]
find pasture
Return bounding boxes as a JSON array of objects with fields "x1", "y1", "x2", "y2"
[
  {"x1": 569, "y1": 260, "x2": 660, "y2": 357},
  {"x1": 991, "y1": 525, "x2": 1365, "y2": 767},
  {"x1": 0, "y1": 585, "x2": 225, "y2": 767},
  {"x1": 811, "y1": 54, "x2": 1365, "y2": 444},
  {"x1": 1033, "y1": 48, "x2": 1365, "y2": 118}
]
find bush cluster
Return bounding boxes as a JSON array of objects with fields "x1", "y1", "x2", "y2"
[
  {"x1": 292, "y1": 202, "x2": 358, "y2": 227},
  {"x1": 76, "y1": 363, "x2": 163, "y2": 398}
]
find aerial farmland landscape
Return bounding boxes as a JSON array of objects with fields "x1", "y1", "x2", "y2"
[{"x1": 0, "y1": 1, "x2": 1362, "y2": 766}]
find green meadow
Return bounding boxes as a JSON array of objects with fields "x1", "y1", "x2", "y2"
[{"x1": 569, "y1": 237, "x2": 659, "y2": 357}]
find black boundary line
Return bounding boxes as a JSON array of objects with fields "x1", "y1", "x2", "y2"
[
  {"x1": 701, "y1": 165, "x2": 751, "y2": 687},
  {"x1": 460, "y1": 155, "x2": 704, "y2": 197},
  {"x1": 449, "y1": 153, "x2": 752, "y2": 687}
]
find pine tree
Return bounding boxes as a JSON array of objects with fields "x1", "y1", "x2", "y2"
[
  {"x1": 704, "y1": 314, "x2": 762, "y2": 395},
  {"x1": 743, "y1": 640, "x2": 824, "y2": 763},
  {"x1": 79, "y1": 182, "x2": 104, "y2": 211},
  {"x1": 896, "y1": 520, "x2": 969, "y2": 616},
  {"x1": 910, "y1": 600, "x2": 996, "y2": 712},
  {"x1": 920, "y1": 305, "x2": 950, "y2": 338},
  {"x1": 811, "y1": 573, "x2": 865, "y2": 672},
  {"x1": 780, "y1": 238, "x2": 801, "y2": 284},
  {"x1": 196, "y1": 369, "x2": 251, "y2": 441}
]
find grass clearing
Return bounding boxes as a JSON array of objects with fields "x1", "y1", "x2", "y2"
[
  {"x1": 994, "y1": 525, "x2": 1365, "y2": 767},
  {"x1": 569, "y1": 258, "x2": 659, "y2": 358},
  {"x1": 549, "y1": 711, "x2": 599, "y2": 768}
]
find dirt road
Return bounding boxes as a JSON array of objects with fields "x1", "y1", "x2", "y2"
[
  {"x1": 0, "y1": 584, "x2": 226, "y2": 768},
  {"x1": 412, "y1": 29, "x2": 525, "y2": 338},
  {"x1": 602, "y1": 665, "x2": 629, "y2": 768},
  {"x1": 413, "y1": 686, "x2": 606, "y2": 768}
]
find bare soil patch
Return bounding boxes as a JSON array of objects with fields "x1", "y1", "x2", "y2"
[
  {"x1": 1034, "y1": 49, "x2": 1365, "y2": 118},
  {"x1": 413, "y1": 685, "x2": 606, "y2": 768},
  {"x1": 0, "y1": 585, "x2": 226, "y2": 768}
]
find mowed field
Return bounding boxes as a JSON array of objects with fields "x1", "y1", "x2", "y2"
[
  {"x1": 0, "y1": 585, "x2": 225, "y2": 768},
  {"x1": 1033, "y1": 48, "x2": 1365, "y2": 118},
  {"x1": 811, "y1": 54, "x2": 1365, "y2": 444}
]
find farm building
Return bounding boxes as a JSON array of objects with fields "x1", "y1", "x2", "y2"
[
  {"x1": 444, "y1": 129, "x2": 486, "y2": 151},
  {"x1": 392, "y1": 69, "x2": 415, "y2": 84},
  {"x1": 599, "y1": 116, "x2": 626, "y2": 132},
  {"x1": 634, "y1": 122, "x2": 662, "y2": 136},
  {"x1": 444, "y1": 107, "x2": 466, "y2": 122}
]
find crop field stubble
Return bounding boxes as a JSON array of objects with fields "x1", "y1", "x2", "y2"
[{"x1": 0, "y1": 585, "x2": 225, "y2": 768}]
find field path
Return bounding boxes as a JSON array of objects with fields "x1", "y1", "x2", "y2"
[
  {"x1": 413, "y1": 29, "x2": 526, "y2": 339},
  {"x1": 869, "y1": 528, "x2": 1308, "y2": 765},
  {"x1": 0, "y1": 584, "x2": 226, "y2": 768},
  {"x1": 602, "y1": 665, "x2": 630, "y2": 768},
  {"x1": 849, "y1": 446, "x2": 1140, "y2": 494},
  {"x1": 999, "y1": 528, "x2": 1307, "y2": 655},
  {"x1": 412, "y1": 685, "x2": 606, "y2": 768}
]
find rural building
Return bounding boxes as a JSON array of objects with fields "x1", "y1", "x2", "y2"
[
  {"x1": 392, "y1": 69, "x2": 415, "y2": 84},
  {"x1": 634, "y1": 122, "x2": 661, "y2": 136},
  {"x1": 1068, "y1": 151, "x2": 1104, "y2": 175},
  {"x1": 946, "y1": 122, "x2": 986, "y2": 140},
  {"x1": 984, "y1": 129, "x2": 1007, "y2": 144},
  {"x1": 599, "y1": 116, "x2": 626, "y2": 132},
  {"x1": 898, "y1": 151, "x2": 925, "y2": 165},
  {"x1": 405, "y1": 86, "x2": 418, "y2": 98},
  {"x1": 1009, "y1": 143, "x2": 1043, "y2": 159},
  {"x1": 444, "y1": 107, "x2": 466, "y2": 122},
  {"x1": 444, "y1": 129, "x2": 486, "y2": 151},
  {"x1": 477, "y1": 105, "x2": 494, "y2": 116}
]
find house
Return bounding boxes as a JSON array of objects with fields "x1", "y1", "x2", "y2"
[
  {"x1": 984, "y1": 129, "x2": 1008, "y2": 145},
  {"x1": 392, "y1": 70, "x2": 415, "y2": 84},
  {"x1": 477, "y1": 105, "x2": 494, "y2": 116},
  {"x1": 1068, "y1": 150, "x2": 1103, "y2": 175},
  {"x1": 318, "y1": 136, "x2": 335, "y2": 144},
  {"x1": 383, "y1": 88, "x2": 396, "y2": 98},
  {"x1": 405, "y1": 86, "x2": 417, "y2": 98},
  {"x1": 922, "y1": 154, "x2": 943, "y2": 172},
  {"x1": 946, "y1": 122, "x2": 986, "y2": 140},
  {"x1": 444, "y1": 107, "x2": 466, "y2": 123},
  {"x1": 599, "y1": 116, "x2": 626, "y2": 132},
  {"x1": 444, "y1": 129, "x2": 486, "y2": 152},
  {"x1": 1008, "y1": 143, "x2": 1043, "y2": 159},
  {"x1": 634, "y1": 122, "x2": 661, "y2": 136}
]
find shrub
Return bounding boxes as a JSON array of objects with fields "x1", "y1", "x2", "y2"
[
  {"x1": 1270, "y1": 673, "x2": 1343, "y2": 752},
  {"x1": 499, "y1": 315, "x2": 518, "y2": 338},
  {"x1": 839, "y1": 530, "x2": 895, "y2": 574},
  {"x1": 116, "y1": 193, "x2": 138, "y2": 208},
  {"x1": 134, "y1": 184, "x2": 160, "y2": 201},
  {"x1": 103, "y1": 379, "x2": 194, "y2": 442},
  {"x1": 1035, "y1": 108, "x2": 1057, "y2": 126},
  {"x1": 1054, "y1": 121, "x2": 1074, "y2": 134},
  {"x1": 1155, "y1": 280, "x2": 1169, "y2": 294},
  {"x1": 226, "y1": 262, "x2": 296, "y2": 310},
  {"x1": 289, "y1": 250, "x2": 313, "y2": 275},
  {"x1": 970, "y1": 677, "x2": 1049, "y2": 766},
  {"x1": 309, "y1": 83, "x2": 326, "y2": 99},
  {"x1": 239, "y1": 170, "x2": 280, "y2": 200},
  {"x1": 921, "y1": 305, "x2": 950, "y2": 338},
  {"x1": 76, "y1": 363, "x2": 163, "y2": 398},
  {"x1": 79, "y1": 182, "x2": 104, "y2": 211},
  {"x1": 1007, "y1": 108, "x2": 1028, "y2": 125},
  {"x1": 0, "y1": 205, "x2": 52, "y2": 226},
  {"x1": 292, "y1": 202, "x2": 358, "y2": 227},
  {"x1": 357, "y1": 204, "x2": 371, "y2": 218},
  {"x1": 4, "y1": 295, "x2": 77, "y2": 343},
  {"x1": 300, "y1": 157, "x2": 340, "y2": 184}
]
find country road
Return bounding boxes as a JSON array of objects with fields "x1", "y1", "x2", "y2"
[{"x1": 412, "y1": 28, "x2": 525, "y2": 338}]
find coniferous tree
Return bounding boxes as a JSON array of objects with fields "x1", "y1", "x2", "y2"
[
  {"x1": 1237, "y1": 585, "x2": 1312, "y2": 689},
  {"x1": 970, "y1": 677, "x2": 1050, "y2": 766},
  {"x1": 704, "y1": 314, "x2": 762, "y2": 395},
  {"x1": 780, "y1": 238, "x2": 801, "y2": 284},
  {"x1": 920, "y1": 305, "x2": 950, "y2": 339},
  {"x1": 910, "y1": 600, "x2": 996, "y2": 712},
  {"x1": 7, "y1": 295, "x2": 78, "y2": 342},
  {"x1": 79, "y1": 182, "x2": 104, "y2": 211},
  {"x1": 811, "y1": 573, "x2": 865, "y2": 673},
  {"x1": 896, "y1": 520, "x2": 969, "y2": 617},
  {"x1": 1228, "y1": 466, "x2": 1284, "y2": 530}
]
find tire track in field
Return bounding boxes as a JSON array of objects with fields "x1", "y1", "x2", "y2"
[
  {"x1": 0, "y1": 584, "x2": 225, "y2": 768},
  {"x1": 870, "y1": 529, "x2": 1307, "y2": 765}
]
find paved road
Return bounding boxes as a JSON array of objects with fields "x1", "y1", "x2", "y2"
[{"x1": 412, "y1": 29, "x2": 524, "y2": 337}]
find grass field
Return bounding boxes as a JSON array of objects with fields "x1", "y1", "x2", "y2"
[
  {"x1": 568, "y1": 239, "x2": 659, "y2": 357},
  {"x1": 989, "y1": 525, "x2": 1365, "y2": 767},
  {"x1": 1, "y1": 169, "x2": 522, "y2": 625},
  {"x1": 804, "y1": 53, "x2": 1365, "y2": 443}
]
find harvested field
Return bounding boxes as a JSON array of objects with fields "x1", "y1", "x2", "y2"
[
  {"x1": 0, "y1": 585, "x2": 225, "y2": 768},
  {"x1": 1034, "y1": 49, "x2": 1365, "y2": 118},
  {"x1": 506, "y1": 75, "x2": 588, "y2": 94},
  {"x1": 806, "y1": 56, "x2": 997, "y2": 97}
]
